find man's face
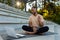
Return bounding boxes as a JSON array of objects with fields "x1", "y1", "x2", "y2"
[{"x1": 31, "y1": 8, "x2": 37, "y2": 15}]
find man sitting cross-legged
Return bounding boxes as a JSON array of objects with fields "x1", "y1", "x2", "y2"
[{"x1": 22, "y1": 7, "x2": 49, "y2": 35}]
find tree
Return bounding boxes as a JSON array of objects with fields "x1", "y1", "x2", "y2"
[
  {"x1": 52, "y1": 0, "x2": 58, "y2": 2},
  {"x1": 0, "y1": 0, "x2": 4, "y2": 3},
  {"x1": 5, "y1": 0, "x2": 12, "y2": 6},
  {"x1": 46, "y1": 2, "x2": 56, "y2": 14},
  {"x1": 20, "y1": 2, "x2": 25, "y2": 11}
]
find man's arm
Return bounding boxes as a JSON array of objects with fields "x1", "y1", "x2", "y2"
[
  {"x1": 29, "y1": 17, "x2": 33, "y2": 27},
  {"x1": 29, "y1": 20, "x2": 32, "y2": 27},
  {"x1": 38, "y1": 15, "x2": 44, "y2": 27},
  {"x1": 27, "y1": 18, "x2": 37, "y2": 34}
]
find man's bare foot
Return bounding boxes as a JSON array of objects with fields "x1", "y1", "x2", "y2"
[
  {"x1": 24, "y1": 31, "x2": 29, "y2": 34},
  {"x1": 24, "y1": 31, "x2": 35, "y2": 35}
]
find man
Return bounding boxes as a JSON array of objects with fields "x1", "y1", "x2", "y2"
[{"x1": 22, "y1": 7, "x2": 49, "y2": 35}]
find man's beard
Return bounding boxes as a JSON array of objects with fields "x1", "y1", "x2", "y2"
[{"x1": 33, "y1": 12, "x2": 36, "y2": 15}]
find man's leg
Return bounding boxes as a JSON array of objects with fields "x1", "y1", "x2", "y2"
[
  {"x1": 22, "y1": 25, "x2": 33, "y2": 32},
  {"x1": 36, "y1": 26, "x2": 49, "y2": 34}
]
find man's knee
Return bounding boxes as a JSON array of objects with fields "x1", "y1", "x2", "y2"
[
  {"x1": 44, "y1": 26, "x2": 49, "y2": 31},
  {"x1": 22, "y1": 25, "x2": 27, "y2": 30}
]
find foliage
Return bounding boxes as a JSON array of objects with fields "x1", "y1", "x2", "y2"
[
  {"x1": 0, "y1": 0, "x2": 12, "y2": 6},
  {"x1": 19, "y1": 2, "x2": 25, "y2": 11},
  {"x1": 0, "y1": 0, "x2": 4, "y2": 3},
  {"x1": 43, "y1": 2, "x2": 60, "y2": 24},
  {"x1": 15, "y1": 1, "x2": 25, "y2": 11},
  {"x1": 5, "y1": 0, "x2": 12, "y2": 6}
]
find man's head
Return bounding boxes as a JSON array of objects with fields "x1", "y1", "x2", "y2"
[{"x1": 31, "y1": 6, "x2": 37, "y2": 15}]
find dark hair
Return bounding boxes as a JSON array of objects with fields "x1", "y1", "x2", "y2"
[{"x1": 32, "y1": 6, "x2": 36, "y2": 8}]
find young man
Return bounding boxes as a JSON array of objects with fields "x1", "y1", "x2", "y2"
[{"x1": 22, "y1": 7, "x2": 49, "y2": 35}]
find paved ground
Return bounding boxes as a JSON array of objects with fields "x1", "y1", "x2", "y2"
[
  {"x1": 13, "y1": 21, "x2": 60, "y2": 40},
  {"x1": 0, "y1": 21, "x2": 60, "y2": 40}
]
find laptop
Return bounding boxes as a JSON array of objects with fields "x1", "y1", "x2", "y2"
[{"x1": 4, "y1": 27, "x2": 25, "y2": 39}]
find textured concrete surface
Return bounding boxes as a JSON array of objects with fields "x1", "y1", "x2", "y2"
[
  {"x1": 13, "y1": 21, "x2": 60, "y2": 40},
  {"x1": 0, "y1": 21, "x2": 59, "y2": 40}
]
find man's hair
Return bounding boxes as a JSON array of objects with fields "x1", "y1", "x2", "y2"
[
  {"x1": 32, "y1": 6, "x2": 36, "y2": 9},
  {"x1": 31, "y1": 6, "x2": 37, "y2": 13}
]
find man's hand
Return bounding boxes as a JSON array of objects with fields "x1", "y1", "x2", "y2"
[
  {"x1": 38, "y1": 15, "x2": 44, "y2": 27},
  {"x1": 38, "y1": 16, "x2": 41, "y2": 21}
]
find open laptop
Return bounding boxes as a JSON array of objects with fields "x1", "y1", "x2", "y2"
[{"x1": 4, "y1": 27, "x2": 25, "y2": 39}]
